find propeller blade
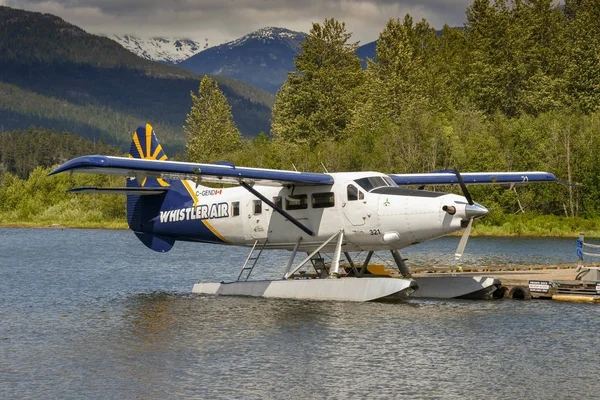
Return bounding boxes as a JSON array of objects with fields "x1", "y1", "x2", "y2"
[
  {"x1": 455, "y1": 218, "x2": 473, "y2": 260},
  {"x1": 454, "y1": 168, "x2": 474, "y2": 205}
]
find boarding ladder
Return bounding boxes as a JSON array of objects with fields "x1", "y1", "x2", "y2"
[
  {"x1": 309, "y1": 252, "x2": 328, "y2": 278},
  {"x1": 237, "y1": 239, "x2": 267, "y2": 281}
]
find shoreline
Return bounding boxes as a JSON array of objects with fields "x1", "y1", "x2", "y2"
[
  {"x1": 0, "y1": 222, "x2": 595, "y2": 238},
  {"x1": 0, "y1": 222, "x2": 128, "y2": 230}
]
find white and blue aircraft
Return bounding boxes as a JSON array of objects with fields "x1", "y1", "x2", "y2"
[{"x1": 50, "y1": 124, "x2": 559, "y2": 301}]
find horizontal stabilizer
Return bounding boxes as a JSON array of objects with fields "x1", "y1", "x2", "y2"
[
  {"x1": 68, "y1": 186, "x2": 168, "y2": 195},
  {"x1": 135, "y1": 232, "x2": 175, "y2": 252}
]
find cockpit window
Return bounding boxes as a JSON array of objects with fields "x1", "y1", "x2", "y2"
[
  {"x1": 383, "y1": 176, "x2": 396, "y2": 186},
  {"x1": 347, "y1": 185, "x2": 364, "y2": 201},
  {"x1": 354, "y1": 176, "x2": 397, "y2": 192},
  {"x1": 347, "y1": 185, "x2": 358, "y2": 201},
  {"x1": 371, "y1": 187, "x2": 446, "y2": 197}
]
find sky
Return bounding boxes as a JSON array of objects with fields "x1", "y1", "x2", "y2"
[{"x1": 2, "y1": 0, "x2": 473, "y2": 46}]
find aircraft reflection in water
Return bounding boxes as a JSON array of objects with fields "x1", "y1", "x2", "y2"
[{"x1": 50, "y1": 124, "x2": 558, "y2": 301}]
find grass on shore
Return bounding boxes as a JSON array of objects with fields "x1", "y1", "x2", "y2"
[
  {"x1": 0, "y1": 220, "x2": 128, "y2": 229},
  {"x1": 473, "y1": 214, "x2": 600, "y2": 238},
  {"x1": 0, "y1": 209, "x2": 128, "y2": 230}
]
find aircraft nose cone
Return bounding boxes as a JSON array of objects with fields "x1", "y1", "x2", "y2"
[{"x1": 465, "y1": 203, "x2": 488, "y2": 219}]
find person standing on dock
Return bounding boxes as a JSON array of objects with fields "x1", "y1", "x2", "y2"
[{"x1": 576, "y1": 233, "x2": 584, "y2": 266}]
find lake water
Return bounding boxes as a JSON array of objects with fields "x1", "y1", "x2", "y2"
[{"x1": 1, "y1": 228, "x2": 598, "y2": 399}]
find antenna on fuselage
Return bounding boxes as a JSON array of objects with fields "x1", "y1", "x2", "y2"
[
  {"x1": 291, "y1": 163, "x2": 298, "y2": 172},
  {"x1": 320, "y1": 162, "x2": 329, "y2": 173}
]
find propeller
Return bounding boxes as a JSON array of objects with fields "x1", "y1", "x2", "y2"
[
  {"x1": 452, "y1": 168, "x2": 488, "y2": 260},
  {"x1": 454, "y1": 167, "x2": 473, "y2": 206},
  {"x1": 455, "y1": 218, "x2": 473, "y2": 260}
]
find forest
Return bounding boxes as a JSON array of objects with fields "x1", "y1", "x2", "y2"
[{"x1": 1, "y1": 0, "x2": 599, "y2": 235}]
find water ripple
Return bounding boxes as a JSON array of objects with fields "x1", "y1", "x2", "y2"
[{"x1": 0, "y1": 229, "x2": 596, "y2": 399}]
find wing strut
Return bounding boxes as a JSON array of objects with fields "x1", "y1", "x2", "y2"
[{"x1": 239, "y1": 181, "x2": 314, "y2": 236}]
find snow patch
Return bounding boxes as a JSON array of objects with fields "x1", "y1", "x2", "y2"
[
  {"x1": 110, "y1": 35, "x2": 204, "y2": 64},
  {"x1": 227, "y1": 27, "x2": 305, "y2": 49}
]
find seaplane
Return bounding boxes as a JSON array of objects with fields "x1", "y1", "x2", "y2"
[{"x1": 50, "y1": 124, "x2": 559, "y2": 302}]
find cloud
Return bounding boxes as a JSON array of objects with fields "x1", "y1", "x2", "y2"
[{"x1": 5, "y1": 0, "x2": 472, "y2": 44}]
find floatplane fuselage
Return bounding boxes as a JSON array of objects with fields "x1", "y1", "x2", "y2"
[
  {"x1": 51, "y1": 124, "x2": 558, "y2": 301},
  {"x1": 146, "y1": 172, "x2": 484, "y2": 253}
]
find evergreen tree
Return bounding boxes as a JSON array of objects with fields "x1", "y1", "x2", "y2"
[
  {"x1": 354, "y1": 15, "x2": 444, "y2": 127},
  {"x1": 464, "y1": 0, "x2": 565, "y2": 117},
  {"x1": 271, "y1": 18, "x2": 363, "y2": 147},
  {"x1": 0, "y1": 127, "x2": 121, "y2": 179},
  {"x1": 564, "y1": 0, "x2": 600, "y2": 113},
  {"x1": 370, "y1": 16, "x2": 426, "y2": 119},
  {"x1": 348, "y1": 16, "x2": 451, "y2": 173},
  {"x1": 435, "y1": 25, "x2": 469, "y2": 109},
  {"x1": 520, "y1": 0, "x2": 568, "y2": 114},
  {"x1": 184, "y1": 76, "x2": 241, "y2": 163}
]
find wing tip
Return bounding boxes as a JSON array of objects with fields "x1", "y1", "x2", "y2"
[{"x1": 48, "y1": 155, "x2": 110, "y2": 176}]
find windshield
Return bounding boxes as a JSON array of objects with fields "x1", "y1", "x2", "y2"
[{"x1": 354, "y1": 176, "x2": 397, "y2": 192}]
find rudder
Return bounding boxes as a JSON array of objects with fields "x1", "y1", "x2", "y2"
[{"x1": 126, "y1": 124, "x2": 174, "y2": 252}]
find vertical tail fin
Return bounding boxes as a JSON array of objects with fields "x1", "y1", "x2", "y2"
[
  {"x1": 128, "y1": 123, "x2": 170, "y2": 188},
  {"x1": 129, "y1": 123, "x2": 168, "y2": 161},
  {"x1": 126, "y1": 124, "x2": 174, "y2": 252}
]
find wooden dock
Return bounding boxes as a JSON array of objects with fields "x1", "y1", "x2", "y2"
[
  {"x1": 412, "y1": 263, "x2": 600, "y2": 302},
  {"x1": 411, "y1": 262, "x2": 583, "y2": 275}
]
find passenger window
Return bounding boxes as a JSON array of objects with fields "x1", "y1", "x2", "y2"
[
  {"x1": 232, "y1": 201, "x2": 240, "y2": 217},
  {"x1": 312, "y1": 192, "x2": 335, "y2": 208},
  {"x1": 253, "y1": 200, "x2": 262, "y2": 215},
  {"x1": 285, "y1": 194, "x2": 308, "y2": 210},
  {"x1": 273, "y1": 196, "x2": 282, "y2": 209},
  {"x1": 347, "y1": 185, "x2": 358, "y2": 201}
]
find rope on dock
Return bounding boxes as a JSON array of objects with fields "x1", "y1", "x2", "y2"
[
  {"x1": 583, "y1": 251, "x2": 600, "y2": 257},
  {"x1": 582, "y1": 240, "x2": 600, "y2": 257}
]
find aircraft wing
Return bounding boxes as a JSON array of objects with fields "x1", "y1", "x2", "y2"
[
  {"x1": 49, "y1": 155, "x2": 334, "y2": 186},
  {"x1": 389, "y1": 171, "x2": 558, "y2": 186}
]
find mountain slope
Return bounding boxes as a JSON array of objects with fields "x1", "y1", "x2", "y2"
[
  {"x1": 0, "y1": 6, "x2": 274, "y2": 153},
  {"x1": 177, "y1": 27, "x2": 306, "y2": 94},
  {"x1": 357, "y1": 40, "x2": 377, "y2": 68},
  {"x1": 177, "y1": 30, "x2": 383, "y2": 93},
  {"x1": 110, "y1": 35, "x2": 204, "y2": 64}
]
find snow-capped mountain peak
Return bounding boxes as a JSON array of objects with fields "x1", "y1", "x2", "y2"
[
  {"x1": 110, "y1": 35, "x2": 204, "y2": 64},
  {"x1": 228, "y1": 27, "x2": 305, "y2": 49}
]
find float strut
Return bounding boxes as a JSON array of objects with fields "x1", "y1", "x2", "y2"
[
  {"x1": 391, "y1": 249, "x2": 411, "y2": 277},
  {"x1": 283, "y1": 237, "x2": 302, "y2": 277},
  {"x1": 358, "y1": 251, "x2": 374, "y2": 276},
  {"x1": 284, "y1": 230, "x2": 343, "y2": 279},
  {"x1": 328, "y1": 230, "x2": 344, "y2": 277},
  {"x1": 344, "y1": 252, "x2": 360, "y2": 276}
]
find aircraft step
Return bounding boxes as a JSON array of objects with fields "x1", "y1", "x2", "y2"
[
  {"x1": 308, "y1": 254, "x2": 328, "y2": 278},
  {"x1": 237, "y1": 239, "x2": 267, "y2": 281}
]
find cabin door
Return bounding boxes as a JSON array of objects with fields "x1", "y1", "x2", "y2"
[
  {"x1": 245, "y1": 198, "x2": 268, "y2": 240},
  {"x1": 342, "y1": 182, "x2": 367, "y2": 226}
]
